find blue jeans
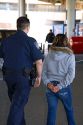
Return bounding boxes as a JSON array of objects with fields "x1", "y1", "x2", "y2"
[
  {"x1": 46, "y1": 81, "x2": 76, "y2": 125},
  {"x1": 4, "y1": 75, "x2": 31, "y2": 125}
]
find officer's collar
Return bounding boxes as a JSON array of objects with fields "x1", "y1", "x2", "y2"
[{"x1": 17, "y1": 30, "x2": 28, "y2": 37}]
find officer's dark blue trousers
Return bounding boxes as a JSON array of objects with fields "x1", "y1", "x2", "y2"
[
  {"x1": 46, "y1": 81, "x2": 76, "y2": 125},
  {"x1": 4, "y1": 74, "x2": 31, "y2": 125}
]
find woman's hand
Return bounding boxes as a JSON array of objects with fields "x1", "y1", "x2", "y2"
[
  {"x1": 47, "y1": 83, "x2": 60, "y2": 93},
  {"x1": 47, "y1": 83, "x2": 54, "y2": 90},
  {"x1": 52, "y1": 86, "x2": 60, "y2": 93}
]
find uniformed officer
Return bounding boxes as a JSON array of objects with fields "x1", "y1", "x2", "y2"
[{"x1": 0, "y1": 16, "x2": 43, "y2": 125}]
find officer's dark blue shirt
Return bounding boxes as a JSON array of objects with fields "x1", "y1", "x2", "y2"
[{"x1": 0, "y1": 30, "x2": 43, "y2": 71}]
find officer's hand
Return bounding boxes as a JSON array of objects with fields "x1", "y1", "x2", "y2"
[{"x1": 34, "y1": 77, "x2": 41, "y2": 88}]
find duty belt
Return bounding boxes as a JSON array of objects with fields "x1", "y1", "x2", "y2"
[{"x1": 2, "y1": 67, "x2": 31, "y2": 77}]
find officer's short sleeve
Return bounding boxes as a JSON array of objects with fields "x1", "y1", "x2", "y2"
[{"x1": 28, "y1": 38, "x2": 44, "y2": 62}]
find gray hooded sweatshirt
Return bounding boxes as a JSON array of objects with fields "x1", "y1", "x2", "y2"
[{"x1": 42, "y1": 47, "x2": 75, "y2": 89}]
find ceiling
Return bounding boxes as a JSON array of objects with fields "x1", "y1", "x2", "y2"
[{"x1": 38, "y1": 0, "x2": 83, "y2": 10}]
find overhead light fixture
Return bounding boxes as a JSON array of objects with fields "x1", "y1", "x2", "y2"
[{"x1": 55, "y1": 0, "x2": 61, "y2": 6}]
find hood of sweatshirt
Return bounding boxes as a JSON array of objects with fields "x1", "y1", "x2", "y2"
[{"x1": 48, "y1": 47, "x2": 72, "y2": 61}]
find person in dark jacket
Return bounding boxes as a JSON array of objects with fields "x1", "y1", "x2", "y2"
[
  {"x1": 0, "y1": 16, "x2": 43, "y2": 125},
  {"x1": 45, "y1": 29, "x2": 55, "y2": 50}
]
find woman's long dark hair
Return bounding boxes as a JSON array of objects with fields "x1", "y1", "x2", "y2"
[
  {"x1": 50, "y1": 34, "x2": 73, "y2": 53},
  {"x1": 51, "y1": 34, "x2": 71, "y2": 48}
]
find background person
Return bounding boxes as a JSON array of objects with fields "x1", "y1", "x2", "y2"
[
  {"x1": 42, "y1": 34, "x2": 76, "y2": 125},
  {"x1": 45, "y1": 29, "x2": 55, "y2": 50},
  {"x1": 0, "y1": 16, "x2": 43, "y2": 125}
]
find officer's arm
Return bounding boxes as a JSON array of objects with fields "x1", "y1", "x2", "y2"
[{"x1": 34, "y1": 59, "x2": 43, "y2": 87}]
